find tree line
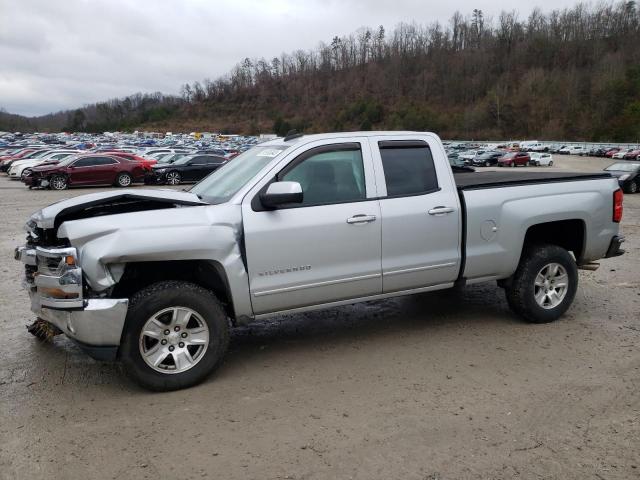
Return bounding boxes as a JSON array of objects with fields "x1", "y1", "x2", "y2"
[{"x1": 4, "y1": 1, "x2": 640, "y2": 141}]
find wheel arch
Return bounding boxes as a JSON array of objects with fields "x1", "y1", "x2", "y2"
[
  {"x1": 112, "y1": 259, "x2": 236, "y2": 321},
  {"x1": 521, "y1": 219, "x2": 586, "y2": 263}
]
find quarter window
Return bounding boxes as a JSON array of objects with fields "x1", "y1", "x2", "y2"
[
  {"x1": 280, "y1": 146, "x2": 366, "y2": 206},
  {"x1": 379, "y1": 142, "x2": 438, "y2": 196}
]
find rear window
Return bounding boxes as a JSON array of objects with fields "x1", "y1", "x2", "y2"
[{"x1": 378, "y1": 141, "x2": 438, "y2": 196}]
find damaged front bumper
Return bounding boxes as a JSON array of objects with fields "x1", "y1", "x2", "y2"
[{"x1": 15, "y1": 245, "x2": 128, "y2": 360}]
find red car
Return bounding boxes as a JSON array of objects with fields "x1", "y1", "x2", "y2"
[
  {"x1": 23, "y1": 154, "x2": 150, "y2": 190},
  {"x1": 605, "y1": 148, "x2": 621, "y2": 158},
  {"x1": 623, "y1": 149, "x2": 640, "y2": 160},
  {"x1": 0, "y1": 148, "x2": 44, "y2": 172},
  {"x1": 102, "y1": 151, "x2": 157, "y2": 168},
  {"x1": 498, "y1": 151, "x2": 531, "y2": 167}
]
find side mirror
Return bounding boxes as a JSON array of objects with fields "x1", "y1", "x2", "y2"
[{"x1": 260, "y1": 181, "x2": 303, "y2": 208}]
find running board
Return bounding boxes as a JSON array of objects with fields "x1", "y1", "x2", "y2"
[{"x1": 578, "y1": 262, "x2": 600, "y2": 271}]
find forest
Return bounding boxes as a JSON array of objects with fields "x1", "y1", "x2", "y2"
[{"x1": 2, "y1": 1, "x2": 639, "y2": 141}]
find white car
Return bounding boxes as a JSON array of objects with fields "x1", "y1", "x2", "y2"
[
  {"x1": 530, "y1": 152, "x2": 554, "y2": 166},
  {"x1": 612, "y1": 149, "x2": 634, "y2": 159},
  {"x1": 459, "y1": 149, "x2": 486, "y2": 162},
  {"x1": 559, "y1": 145, "x2": 585, "y2": 155},
  {"x1": 8, "y1": 151, "x2": 78, "y2": 179}
]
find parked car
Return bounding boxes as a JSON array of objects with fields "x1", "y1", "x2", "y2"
[
  {"x1": 498, "y1": 151, "x2": 531, "y2": 167},
  {"x1": 145, "y1": 154, "x2": 227, "y2": 185},
  {"x1": 103, "y1": 151, "x2": 157, "y2": 168},
  {"x1": 24, "y1": 154, "x2": 149, "y2": 190},
  {"x1": 605, "y1": 148, "x2": 621, "y2": 158},
  {"x1": 604, "y1": 162, "x2": 640, "y2": 193},
  {"x1": 558, "y1": 145, "x2": 585, "y2": 155},
  {"x1": 548, "y1": 144, "x2": 566, "y2": 154},
  {"x1": 612, "y1": 149, "x2": 634, "y2": 159},
  {"x1": 15, "y1": 131, "x2": 625, "y2": 390},
  {"x1": 623, "y1": 149, "x2": 640, "y2": 160},
  {"x1": 530, "y1": 152, "x2": 554, "y2": 166},
  {"x1": 471, "y1": 151, "x2": 504, "y2": 167},
  {"x1": 8, "y1": 151, "x2": 79, "y2": 179}
]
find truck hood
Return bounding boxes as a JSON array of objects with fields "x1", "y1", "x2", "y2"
[{"x1": 29, "y1": 189, "x2": 207, "y2": 230}]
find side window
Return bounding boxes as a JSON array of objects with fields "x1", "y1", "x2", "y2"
[
  {"x1": 190, "y1": 156, "x2": 206, "y2": 164},
  {"x1": 73, "y1": 157, "x2": 100, "y2": 167},
  {"x1": 95, "y1": 157, "x2": 117, "y2": 165},
  {"x1": 279, "y1": 145, "x2": 366, "y2": 206},
  {"x1": 379, "y1": 142, "x2": 438, "y2": 196}
]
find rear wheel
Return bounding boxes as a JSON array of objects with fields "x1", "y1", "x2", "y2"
[
  {"x1": 120, "y1": 281, "x2": 229, "y2": 391},
  {"x1": 166, "y1": 171, "x2": 181, "y2": 185},
  {"x1": 626, "y1": 181, "x2": 638, "y2": 194},
  {"x1": 49, "y1": 174, "x2": 68, "y2": 190},
  {"x1": 505, "y1": 244, "x2": 578, "y2": 323},
  {"x1": 485, "y1": 161, "x2": 491, "y2": 167},
  {"x1": 115, "y1": 172, "x2": 132, "y2": 187},
  {"x1": 548, "y1": 160, "x2": 553, "y2": 166}
]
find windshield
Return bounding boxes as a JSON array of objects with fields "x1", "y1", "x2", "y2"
[
  {"x1": 191, "y1": 145, "x2": 289, "y2": 204},
  {"x1": 606, "y1": 163, "x2": 639, "y2": 172}
]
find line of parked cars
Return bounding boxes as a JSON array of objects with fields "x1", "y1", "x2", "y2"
[
  {"x1": 447, "y1": 147, "x2": 553, "y2": 168},
  {"x1": 0, "y1": 132, "x2": 261, "y2": 190}
]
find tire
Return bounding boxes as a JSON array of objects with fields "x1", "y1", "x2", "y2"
[
  {"x1": 115, "y1": 172, "x2": 133, "y2": 187},
  {"x1": 505, "y1": 244, "x2": 578, "y2": 323},
  {"x1": 49, "y1": 174, "x2": 68, "y2": 190},
  {"x1": 485, "y1": 161, "x2": 491, "y2": 167},
  {"x1": 166, "y1": 171, "x2": 181, "y2": 185},
  {"x1": 548, "y1": 161, "x2": 553, "y2": 167},
  {"x1": 120, "y1": 281, "x2": 230, "y2": 391},
  {"x1": 525, "y1": 161, "x2": 530, "y2": 166},
  {"x1": 510, "y1": 162, "x2": 515, "y2": 168},
  {"x1": 626, "y1": 181, "x2": 638, "y2": 194}
]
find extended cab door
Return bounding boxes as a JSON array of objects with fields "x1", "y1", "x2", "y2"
[
  {"x1": 369, "y1": 134, "x2": 461, "y2": 293},
  {"x1": 242, "y1": 138, "x2": 382, "y2": 314}
]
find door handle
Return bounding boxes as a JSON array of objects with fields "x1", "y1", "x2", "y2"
[
  {"x1": 347, "y1": 214, "x2": 377, "y2": 224},
  {"x1": 428, "y1": 206, "x2": 455, "y2": 215}
]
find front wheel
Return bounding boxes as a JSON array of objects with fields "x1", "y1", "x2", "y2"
[
  {"x1": 548, "y1": 161, "x2": 553, "y2": 167},
  {"x1": 505, "y1": 244, "x2": 578, "y2": 323},
  {"x1": 510, "y1": 162, "x2": 515, "y2": 168},
  {"x1": 485, "y1": 161, "x2": 491, "y2": 167},
  {"x1": 120, "y1": 281, "x2": 229, "y2": 391},
  {"x1": 49, "y1": 174, "x2": 68, "y2": 190}
]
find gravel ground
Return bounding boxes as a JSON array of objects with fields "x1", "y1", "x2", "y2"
[{"x1": 0, "y1": 155, "x2": 638, "y2": 480}]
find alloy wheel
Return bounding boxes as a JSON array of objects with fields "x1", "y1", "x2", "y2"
[
  {"x1": 139, "y1": 306, "x2": 210, "y2": 374},
  {"x1": 166, "y1": 172, "x2": 181, "y2": 185},
  {"x1": 534, "y1": 263, "x2": 569, "y2": 309}
]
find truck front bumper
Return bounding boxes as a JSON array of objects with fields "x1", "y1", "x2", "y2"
[{"x1": 16, "y1": 245, "x2": 128, "y2": 360}]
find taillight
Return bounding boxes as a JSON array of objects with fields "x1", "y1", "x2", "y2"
[{"x1": 613, "y1": 189, "x2": 623, "y2": 223}]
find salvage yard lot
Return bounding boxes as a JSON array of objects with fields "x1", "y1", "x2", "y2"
[{"x1": 0, "y1": 155, "x2": 638, "y2": 479}]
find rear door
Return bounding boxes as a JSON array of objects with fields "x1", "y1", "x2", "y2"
[
  {"x1": 369, "y1": 135, "x2": 461, "y2": 293},
  {"x1": 242, "y1": 138, "x2": 382, "y2": 314}
]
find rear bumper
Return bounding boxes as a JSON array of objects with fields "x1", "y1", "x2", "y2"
[{"x1": 605, "y1": 235, "x2": 625, "y2": 258}]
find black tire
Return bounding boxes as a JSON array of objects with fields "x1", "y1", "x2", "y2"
[
  {"x1": 120, "y1": 281, "x2": 229, "y2": 391},
  {"x1": 625, "y1": 181, "x2": 638, "y2": 194},
  {"x1": 115, "y1": 172, "x2": 133, "y2": 187},
  {"x1": 505, "y1": 244, "x2": 578, "y2": 323},
  {"x1": 548, "y1": 160, "x2": 553, "y2": 166},
  {"x1": 49, "y1": 174, "x2": 68, "y2": 190},
  {"x1": 485, "y1": 161, "x2": 491, "y2": 167}
]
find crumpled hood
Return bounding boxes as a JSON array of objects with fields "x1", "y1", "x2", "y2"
[{"x1": 29, "y1": 189, "x2": 206, "y2": 229}]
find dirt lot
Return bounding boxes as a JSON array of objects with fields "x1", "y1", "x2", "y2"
[{"x1": 0, "y1": 155, "x2": 638, "y2": 480}]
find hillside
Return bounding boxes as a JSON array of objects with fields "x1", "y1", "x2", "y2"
[{"x1": 3, "y1": 2, "x2": 640, "y2": 141}]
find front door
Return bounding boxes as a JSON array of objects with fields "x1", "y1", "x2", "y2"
[
  {"x1": 369, "y1": 136, "x2": 461, "y2": 293},
  {"x1": 242, "y1": 139, "x2": 382, "y2": 314}
]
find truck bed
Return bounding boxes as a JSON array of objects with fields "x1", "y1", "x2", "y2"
[{"x1": 454, "y1": 171, "x2": 612, "y2": 190}]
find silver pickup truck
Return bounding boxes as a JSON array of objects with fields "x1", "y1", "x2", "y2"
[{"x1": 15, "y1": 132, "x2": 625, "y2": 390}]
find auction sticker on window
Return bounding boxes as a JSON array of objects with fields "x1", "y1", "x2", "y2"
[{"x1": 256, "y1": 149, "x2": 282, "y2": 157}]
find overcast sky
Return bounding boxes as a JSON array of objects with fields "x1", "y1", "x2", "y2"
[{"x1": 1, "y1": 0, "x2": 582, "y2": 117}]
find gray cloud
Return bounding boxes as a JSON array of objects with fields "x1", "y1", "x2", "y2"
[{"x1": 1, "y1": 0, "x2": 581, "y2": 116}]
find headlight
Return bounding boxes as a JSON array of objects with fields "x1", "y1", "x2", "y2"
[{"x1": 618, "y1": 174, "x2": 630, "y2": 181}]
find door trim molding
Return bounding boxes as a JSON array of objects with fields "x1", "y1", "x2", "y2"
[
  {"x1": 384, "y1": 262, "x2": 457, "y2": 277},
  {"x1": 252, "y1": 273, "x2": 381, "y2": 297}
]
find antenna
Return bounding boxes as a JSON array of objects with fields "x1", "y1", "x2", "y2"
[{"x1": 284, "y1": 129, "x2": 303, "y2": 141}]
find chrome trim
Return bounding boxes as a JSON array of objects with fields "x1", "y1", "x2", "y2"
[
  {"x1": 253, "y1": 282, "x2": 455, "y2": 319},
  {"x1": 15, "y1": 246, "x2": 36, "y2": 266},
  {"x1": 32, "y1": 294, "x2": 129, "y2": 346},
  {"x1": 384, "y1": 262, "x2": 457, "y2": 277},
  {"x1": 252, "y1": 273, "x2": 381, "y2": 297}
]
